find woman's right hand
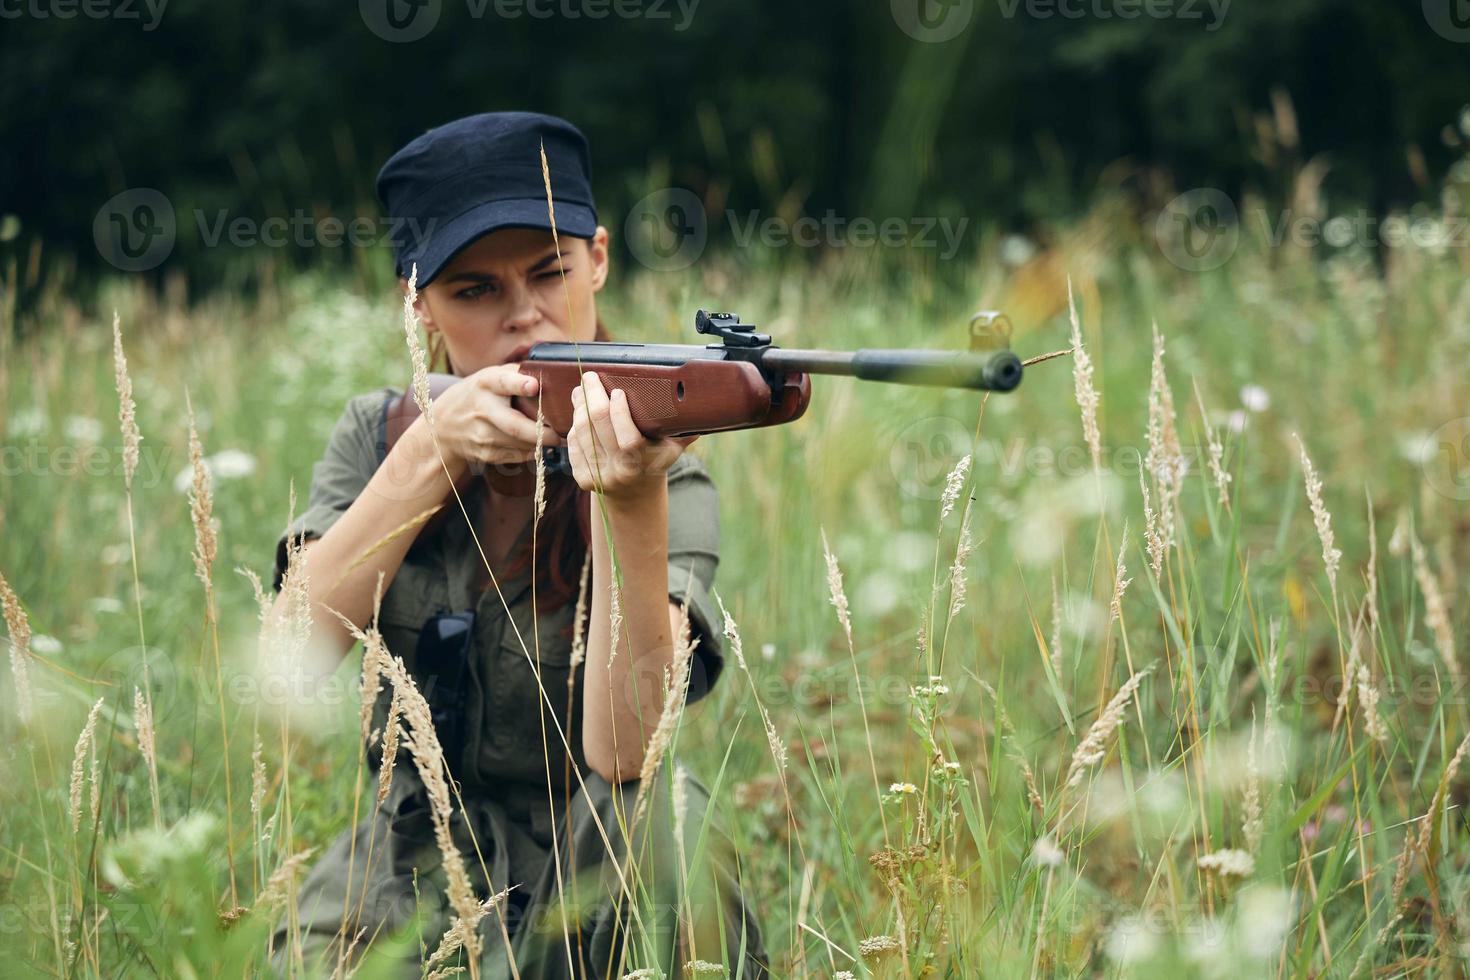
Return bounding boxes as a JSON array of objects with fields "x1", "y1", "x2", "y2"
[{"x1": 411, "y1": 364, "x2": 562, "y2": 475}]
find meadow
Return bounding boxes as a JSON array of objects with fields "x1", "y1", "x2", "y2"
[{"x1": 2, "y1": 179, "x2": 1470, "y2": 977}]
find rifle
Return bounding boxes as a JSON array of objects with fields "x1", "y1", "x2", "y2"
[{"x1": 384, "y1": 309, "x2": 1023, "y2": 489}]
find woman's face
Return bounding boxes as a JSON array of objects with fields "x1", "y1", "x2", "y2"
[{"x1": 409, "y1": 225, "x2": 609, "y2": 376}]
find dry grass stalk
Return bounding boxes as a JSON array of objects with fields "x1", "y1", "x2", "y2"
[
  {"x1": 385, "y1": 654, "x2": 484, "y2": 968},
  {"x1": 251, "y1": 736, "x2": 267, "y2": 817},
  {"x1": 376, "y1": 681, "x2": 406, "y2": 806},
  {"x1": 1197, "y1": 849, "x2": 1254, "y2": 877},
  {"x1": 255, "y1": 848, "x2": 316, "y2": 914},
  {"x1": 1137, "y1": 473, "x2": 1164, "y2": 576},
  {"x1": 717, "y1": 594, "x2": 786, "y2": 770},
  {"x1": 534, "y1": 395, "x2": 547, "y2": 525},
  {"x1": 112, "y1": 311, "x2": 142, "y2": 491},
  {"x1": 568, "y1": 551, "x2": 593, "y2": 673},
  {"x1": 820, "y1": 528, "x2": 853, "y2": 650},
  {"x1": 425, "y1": 889, "x2": 512, "y2": 979},
  {"x1": 1365, "y1": 500, "x2": 1380, "y2": 638},
  {"x1": 1048, "y1": 573, "x2": 1063, "y2": 676},
  {"x1": 1355, "y1": 664, "x2": 1388, "y2": 744},
  {"x1": 403, "y1": 265, "x2": 433, "y2": 425},
  {"x1": 939, "y1": 455, "x2": 971, "y2": 524},
  {"x1": 238, "y1": 565, "x2": 272, "y2": 627},
  {"x1": 1066, "y1": 278, "x2": 1101, "y2": 472},
  {"x1": 946, "y1": 499, "x2": 974, "y2": 625},
  {"x1": 133, "y1": 686, "x2": 161, "y2": 822},
  {"x1": 1144, "y1": 324, "x2": 1184, "y2": 551},
  {"x1": 1293, "y1": 434, "x2": 1341, "y2": 594},
  {"x1": 980, "y1": 681, "x2": 1044, "y2": 813},
  {"x1": 1065, "y1": 665, "x2": 1154, "y2": 788},
  {"x1": 185, "y1": 393, "x2": 218, "y2": 608},
  {"x1": 68, "y1": 697, "x2": 105, "y2": 832},
  {"x1": 1107, "y1": 523, "x2": 1131, "y2": 629},
  {"x1": 1193, "y1": 385, "x2": 1231, "y2": 509},
  {"x1": 638, "y1": 600, "x2": 697, "y2": 790},
  {"x1": 1410, "y1": 534, "x2": 1456, "y2": 680},
  {"x1": 606, "y1": 572, "x2": 625, "y2": 668},
  {"x1": 1242, "y1": 719, "x2": 1263, "y2": 853},
  {"x1": 1391, "y1": 730, "x2": 1470, "y2": 911},
  {"x1": 0, "y1": 570, "x2": 34, "y2": 725}
]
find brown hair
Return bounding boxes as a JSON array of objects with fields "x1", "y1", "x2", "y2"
[{"x1": 426, "y1": 319, "x2": 612, "y2": 621}]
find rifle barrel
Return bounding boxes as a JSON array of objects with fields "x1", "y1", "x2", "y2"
[{"x1": 761, "y1": 347, "x2": 1023, "y2": 392}]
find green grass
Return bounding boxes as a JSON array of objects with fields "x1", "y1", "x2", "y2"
[{"x1": 2, "y1": 209, "x2": 1469, "y2": 977}]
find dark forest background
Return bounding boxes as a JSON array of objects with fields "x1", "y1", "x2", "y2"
[{"x1": 3, "y1": 0, "x2": 1469, "y2": 303}]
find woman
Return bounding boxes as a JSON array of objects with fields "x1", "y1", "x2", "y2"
[{"x1": 268, "y1": 111, "x2": 769, "y2": 978}]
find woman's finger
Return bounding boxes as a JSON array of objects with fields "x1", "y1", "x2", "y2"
[
  {"x1": 607, "y1": 388, "x2": 645, "y2": 452},
  {"x1": 577, "y1": 372, "x2": 621, "y2": 469},
  {"x1": 482, "y1": 402, "x2": 544, "y2": 448},
  {"x1": 472, "y1": 364, "x2": 537, "y2": 399}
]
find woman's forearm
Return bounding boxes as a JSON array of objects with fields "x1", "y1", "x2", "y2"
[
  {"x1": 581, "y1": 479, "x2": 677, "y2": 784},
  {"x1": 267, "y1": 418, "x2": 461, "y2": 661}
]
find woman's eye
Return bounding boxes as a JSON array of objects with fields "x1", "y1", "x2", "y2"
[
  {"x1": 458, "y1": 283, "x2": 495, "y2": 300},
  {"x1": 537, "y1": 268, "x2": 568, "y2": 282}
]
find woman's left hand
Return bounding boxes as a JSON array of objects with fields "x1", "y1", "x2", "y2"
[{"x1": 567, "y1": 371, "x2": 698, "y2": 501}]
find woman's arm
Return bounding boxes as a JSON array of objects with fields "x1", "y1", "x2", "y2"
[
  {"x1": 565, "y1": 371, "x2": 699, "y2": 785},
  {"x1": 581, "y1": 485, "x2": 686, "y2": 784},
  {"x1": 266, "y1": 414, "x2": 456, "y2": 660},
  {"x1": 266, "y1": 366, "x2": 556, "y2": 662}
]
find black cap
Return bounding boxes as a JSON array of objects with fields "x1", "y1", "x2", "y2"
[{"x1": 376, "y1": 111, "x2": 598, "y2": 286}]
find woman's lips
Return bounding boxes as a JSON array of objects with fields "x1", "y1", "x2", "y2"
[{"x1": 504, "y1": 342, "x2": 536, "y2": 363}]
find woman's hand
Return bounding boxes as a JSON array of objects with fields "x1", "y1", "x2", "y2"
[
  {"x1": 568, "y1": 370, "x2": 697, "y2": 501},
  {"x1": 416, "y1": 364, "x2": 562, "y2": 474}
]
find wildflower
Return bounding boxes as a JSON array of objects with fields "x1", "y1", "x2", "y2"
[
  {"x1": 858, "y1": 934, "x2": 901, "y2": 959},
  {"x1": 1031, "y1": 835, "x2": 1064, "y2": 867},
  {"x1": 888, "y1": 782, "x2": 917, "y2": 795},
  {"x1": 1197, "y1": 848, "x2": 1255, "y2": 877},
  {"x1": 1240, "y1": 384, "x2": 1270, "y2": 412}
]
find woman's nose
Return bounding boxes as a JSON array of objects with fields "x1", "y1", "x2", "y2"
[{"x1": 502, "y1": 282, "x2": 543, "y2": 332}]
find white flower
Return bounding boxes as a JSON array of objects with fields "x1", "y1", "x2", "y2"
[
  {"x1": 759, "y1": 643, "x2": 775, "y2": 662},
  {"x1": 64, "y1": 415, "x2": 103, "y2": 442},
  {"x1": 173, "y1": 449, "x2": 258, "y2": 493},
  {"x1": 1104, "y1": 915, "x2": 1161, "y2": 964},
  {"x1": 999, "y1": 234, "x2": 1037, "y2": 267},
  {"x1": 30, "y1": 634, "x2": 62, "y2": 656},
  {"x1": 88, "y1": 597, "x2": 126, "y2": 615},
  {"x1": 1239, "y1": 385, "x2": 1270, "y2": 413},
  {"x1": 1226, "y1": 409, "x2": 1248, "y2": 434},
  {"x1": 1197, "y1": 848, "x2": 1255, "y2": 878},
  {"x1": 888, "y1": 782, "x2": 917, "y2": 794},
  {"x1": 9, "y1": 409, "x2": 47, "y2": 436},
  {"x1": 1397, "y1": 431, "x2": 1436, "y2": 465},
  {"x1": 1031, "y1": 835, "x2": 1064, "y2": 867}
]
